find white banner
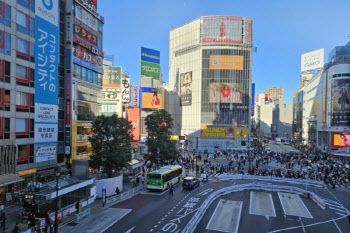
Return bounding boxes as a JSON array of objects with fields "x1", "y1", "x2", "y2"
[
  {"x1": 301, "y1": 48, "x2": 324, "y2": 72},
  {"x1": 35, "y1": 0, "x2": 59, "y2": 27},
  {"x1": 34, "y1": 123, "x2": 58, "y2": 143},
  {"x1": 36, "y1": 146, "x2": 56, "y2": 162},
  {"x1": 121, "y1": 77, "x2": 130, "y2": 103},
  {"x1": 35, "y1": 103, "x2": 58, "y2": 123}
]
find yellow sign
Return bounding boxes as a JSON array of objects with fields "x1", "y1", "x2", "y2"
[
  {"x1": 233, "y1": 127, "x2": 249, "y2": 139},
  {"x1": 332, "y1": 133, "x2": 350, "y2": 147},
  {"x1": 16, "y1": 168, "x2": 37, "y2": 177},
  {"x1": 200, "y1": 126, "x2": 248, "y2": 138},
  {"x1": 209, "y1": 55, "x2": 243, "y2": 70},
  {"x1": 141, "y1": 92, "x2": 163, "y2": 109},
  {"x1": 170, "y1": 135, "x2": 179, "y2": 140}
]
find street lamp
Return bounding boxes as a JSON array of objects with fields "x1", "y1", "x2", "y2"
[
  {"x1": 54, "y1": 165, "x2": 61, "y2": 233},
  {"x1": 156, "y1": 148, "x2": 160, "y2": 166}
]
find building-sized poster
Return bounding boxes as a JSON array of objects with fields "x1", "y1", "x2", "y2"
[{"x1": 180, "y1": 71, "x2": 192, "y2": 106}]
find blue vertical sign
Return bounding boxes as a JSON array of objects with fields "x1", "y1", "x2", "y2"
[
  {"x1": 34, "y1": 0, "x2": 59, "y2": 161},
  {"x1": 251, "y1": 83, "x2": 255, "y2": 116}
]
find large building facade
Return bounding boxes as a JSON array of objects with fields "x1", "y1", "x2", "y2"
[
  {"x1": 293, "y1": 42, "x2": 350, "y2": 156},
  {"x1": 168, "y1": 16, "x2": 253, "y2": 151}
]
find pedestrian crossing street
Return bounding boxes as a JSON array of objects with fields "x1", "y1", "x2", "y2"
[
  {"x1": 205, "y1": 191, "x2": 343, "y2": 233},
  {"x1": 319, "y1": 197, "x2": 349, "y2": 217}
]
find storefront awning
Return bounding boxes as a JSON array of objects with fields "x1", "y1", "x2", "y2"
[{"x1": 0, "y1": 174, "x2": 24, "y2": 187}]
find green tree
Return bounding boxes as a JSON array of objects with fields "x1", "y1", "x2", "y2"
[
  {"x1": 89, "y1": 114, "x2": 133, "y2": 178},
  {"x1": 145, "y1": 110, "x2": 177, "y2": 162}
]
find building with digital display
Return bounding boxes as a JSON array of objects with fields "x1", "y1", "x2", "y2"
[{"x1": 168, "y1": 16, "x2": 253, "y2": 151}]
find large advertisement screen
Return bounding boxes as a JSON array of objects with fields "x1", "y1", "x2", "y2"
[
  {"x1": 331, "y1": 132, "x2": 350, "y2": 147},
  {"x1": 140, "y1": 88, "x2": 163, "y2": 109},
  {"x1": 34, "y1": 0, "x2": 59, "y2": 161},
  {"x1": 331, "y1": 78, "x2": 350, "y2": 126},
  {"x1": 200, "y1": 126, "x2": 248, "y2": 138},
  {"x1": 201, "y1": 16, "x2": 252, "y2": 45},
  {"x1": 128, "y1": 108, "x2": 140, "y2": 141},
  {"x1": 301, "y1": 48, "x2": 324, "y2": 72},
  {"x1": 180, "y1": 71, "x2": 192, "y2": 106},
  {"x1": 209, "y1": 55, "x2": 243, "y2": 70},
  {"x1": 209, "y1": 83, "x2": 243, "y2": 103}
]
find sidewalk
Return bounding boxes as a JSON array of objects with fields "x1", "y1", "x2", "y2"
[{"x1": 3, "y1": 180, "x2": 136, "y2": 233}]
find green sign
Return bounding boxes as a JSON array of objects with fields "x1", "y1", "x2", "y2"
[{"x1": 141, "y1": 61, "x2": 160, "y2": 79}]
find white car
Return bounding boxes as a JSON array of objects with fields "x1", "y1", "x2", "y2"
[{"x1": 284, "y1": 141, "x2": 290, "y2": 145}]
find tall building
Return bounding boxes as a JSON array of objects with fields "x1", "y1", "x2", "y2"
[
  {"x1": 264, "y1": 87, "x2": 284, "y2": 101},
  {"x1": 168, "y1": 16, "x2": 253, "y2": 150},
  {"x1": 293, "y1": 43, "x2": 350, "y2": 156},
  {"x1": 67, "y1": 0, "x2": 104, "y2": 162}
]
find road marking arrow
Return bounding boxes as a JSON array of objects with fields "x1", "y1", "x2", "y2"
[{"x1": 125, "y1": 226, "x2": 135, "y2": 233}]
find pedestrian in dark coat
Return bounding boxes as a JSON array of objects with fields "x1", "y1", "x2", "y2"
[
  {"x1": 0, "y1": 212, "x2": 6, "y2": 231},
  {"x1": 169, "y1": 183, "x2": 174, "y2": 196}
]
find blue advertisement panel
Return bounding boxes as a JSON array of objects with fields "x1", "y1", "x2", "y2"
[
  {"x1": 251, "y1": 83, "x2": 255, "y2": 116},
  {"x1": 141, "y1": 47, "x2": 160, "y2": 64},
  {"x1": 35, "y1": 0, "x2": 59, "y2": 149}
]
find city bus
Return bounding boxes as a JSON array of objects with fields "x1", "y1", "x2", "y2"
[{"x1": 146, "y1": 165, "x2": 183, "y2": 191}]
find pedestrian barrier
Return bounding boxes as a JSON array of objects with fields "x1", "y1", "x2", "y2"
[
  {"x1": 76, "y1": 208, "x2": 90, "y2": 223},
  {"x1": 181, "y1": 182, "x2": 326, "y2": 233},
  {"x1": 218, "y1": 174, "x2": 323, "y2": 187},
  {"x1": 106, "y1": 184, "x2": 145, "y2": 205}
]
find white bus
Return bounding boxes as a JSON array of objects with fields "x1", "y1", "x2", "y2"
[{"x1": 275, "y1": 138, "x2": 281, "y2": 145}]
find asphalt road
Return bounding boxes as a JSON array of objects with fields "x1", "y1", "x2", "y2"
[
  {"x1": 103, "y1": 179, "x2": 350, "y2": 233},
  {"x1": 266, "y1": 141, "x2": 300, "y2": 153}
]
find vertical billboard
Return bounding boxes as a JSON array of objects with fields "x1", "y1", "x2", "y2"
[
  {"x1": 128, "y1": 108, "x2": 140, "y2": 141},
  {"x1": 251, "y1": 83, "x2": 255, "y2": 116},
  {"x1": 130, "y1": 86, "x2": 139, "y2": 107},
  {"x1": 331, "y1": 78, "x2": 350, "y2": 126},
  {"x1": 140, "y1": 47, "x2": 160, "y2": 79},
  {"x1": 34, "y1": 0, "x2": 59, "y2": 162},
  {"x1": 300, "y1": 48, "x2": 324, "y2": 72},
  {"x1": 121, "y1": 76, "x2": 130, "y2": 103},
  {"x1": 180, "y1": 71, "x2": 192, "y2": 106},
  {"x1": 140, "y1": 87, "x2": 163, "y2": 110}
]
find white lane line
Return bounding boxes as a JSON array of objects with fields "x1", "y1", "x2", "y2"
[
  {"x1": 267, "y1": 215, "x2": 348, "y2": 233},
  {"x1": 299, "y1": 217, "x2": 306, "y2": 233},
  {"x1": 278, "y1": 193, "x2": 287, "y2": 216},
  {"x1": 249, "y1": 191, "x2": 253, "y2": 215},
  {"x1": 325, "y1": 202, "x2": 345, "y2": 208},
  {"x1": 206, "y1": 199, "x2": 222, "y2": 229},
  {"x1": 332, "y1": 218, "x2": 342, "y2": 233},
  {"x1": 321, "y1": 198, "x2": 340, "y2": 205},
  {"x1": 150, "y1": 229, "x2": 153, "y2": 232},
  {"x1": 325, "y1": 187, "x2": 349, "y2": 212},
  {"x1": 335, "y1": 212, "x2": 345, "y2": 216},
  {"x1": 328, "y1": 207, "x2": 348, "y2": 213},
  {"x1": 269, "y1": 192, "x2": 277, "y2": 217}
]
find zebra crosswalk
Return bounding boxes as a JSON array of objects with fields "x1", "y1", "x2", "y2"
[{"x1": 320, "y1": 197, "x2": 349, "y2": 216}]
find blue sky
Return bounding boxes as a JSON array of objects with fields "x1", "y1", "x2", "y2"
[{"x1": 99, "y1": 0, "x2": 350, "y2": 103}]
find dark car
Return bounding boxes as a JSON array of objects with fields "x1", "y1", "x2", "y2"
[{"x1": 182, "y1": 177, "x2": 200, "y2": 189}]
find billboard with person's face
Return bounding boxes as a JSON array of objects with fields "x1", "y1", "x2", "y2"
[
  {"x1": 331, "y1": 132, "x2": 350, "y2": 147},
  {"x1": 331, "y1": 78, "x2": 350, "y2": 126},
  {"x1": 209, "y1": 83, "x2": 242, "y2": 104},
  {"x1": 140, "y1": 87, "x2": 163, "y2": 109}
]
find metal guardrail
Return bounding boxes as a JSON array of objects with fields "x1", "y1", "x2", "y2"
[
  {"x1": 182, "y1": 183, "x2": 326, "y2": 233},
  {"x1": 218, "y1": 174, "x2": 323, "y2": 187},
  {"x1": 106, "y1": 184, "x2": 145, "y2": 204},
  {"x1": 77, "y1": 208, "x2": 90, "y2": 223}
]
